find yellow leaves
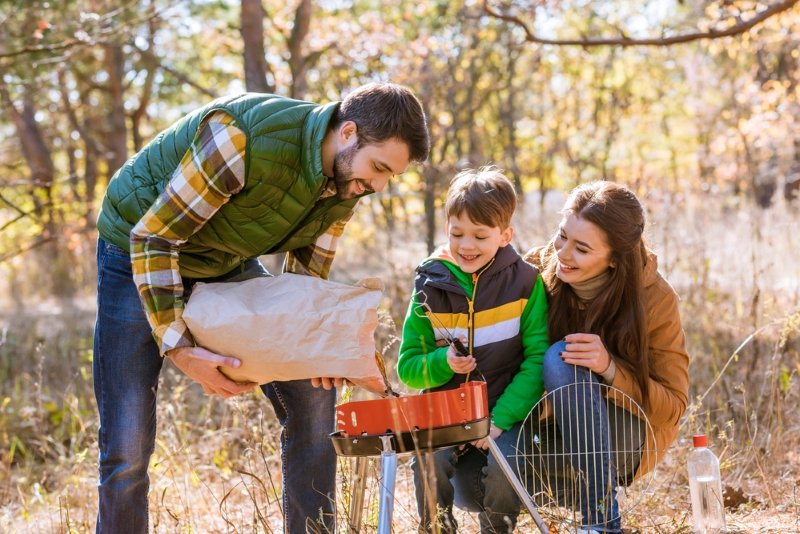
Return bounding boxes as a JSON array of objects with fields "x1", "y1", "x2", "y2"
[
  {"x1": 212, "y1": 447, "x2": 232, "y2": 474},
  {"x1": 779, "y1": 365, "x2": 792, "y2": 395},
  {"x1": 190, "y1": 469, "x2": 202, "y2": 487},
  {"x1": 42, "y1": 400, "x2": 63, "y2": 426}
]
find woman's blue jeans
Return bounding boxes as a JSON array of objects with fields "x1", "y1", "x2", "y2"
[
  {"x1": 410, "y1": 423, "x2": 523, "y2": 534},
  {"x1": 541, "y1": 340, "x2": 644, "y2": 534},
  {"x1": 93, "y1": 238, "x2": 337, "y2": 533}
]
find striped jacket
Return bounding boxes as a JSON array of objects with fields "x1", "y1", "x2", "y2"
[{"x1": 397, "y1": 244, "x2": 549, "y2": 430}]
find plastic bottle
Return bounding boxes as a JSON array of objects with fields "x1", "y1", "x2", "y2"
[{"x1": 687, "y1": 434, "x2": 726, "y2": 533}]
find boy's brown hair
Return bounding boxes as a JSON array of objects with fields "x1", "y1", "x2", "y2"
[{"x1": 445, "y1": 166, "x2": 517, "y2": 229}]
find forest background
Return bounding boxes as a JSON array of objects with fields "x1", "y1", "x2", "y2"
[{"x1": 1, "y1": 0, "x2": 799, "y2": 532}]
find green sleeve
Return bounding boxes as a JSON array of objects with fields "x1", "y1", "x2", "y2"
[
  {"x1": 490, "y1": 274, "x2": 549, "y2": 430},
  {"x1": 397, "y1": 291, "x2": 455, "y2": 390}
]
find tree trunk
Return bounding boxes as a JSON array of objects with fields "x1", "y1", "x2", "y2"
[
  {"x1": 287, "y1": 0, "x2": 312, "y2": 99},
  {"x1": 241, "y1": 0, "x2": 273, "y2": 93},
  {"x1": 502, "y1": 42, "x2": 523, "y2": 199},
  {"x1": 104, "y1": 43, "x2": 128, "y2": 176},
  {"x1": 423, "y1": 167, "x2": 439, "y2": 254},
  {"x1": 58, "y1": 69, "x2": 100, "y2": 223},
  {"x1": 0, "y1": 86, "x2": 55, "y2": 218},
  {"x1": 131, "y1": 14, "x2": 158, "y2": 152}
]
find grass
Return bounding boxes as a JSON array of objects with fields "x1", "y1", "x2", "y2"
[{"x1": 0, "y1": 195, "x2": 799, "y2": 533}]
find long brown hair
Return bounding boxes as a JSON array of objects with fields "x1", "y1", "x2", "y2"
[{"x1": 540, "y1": 181, "x2": 650, "y2": 405}]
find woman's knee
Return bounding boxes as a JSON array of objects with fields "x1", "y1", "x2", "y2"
[{"x1": 543, "y1": 340, "x2": 572, "y2": 390}]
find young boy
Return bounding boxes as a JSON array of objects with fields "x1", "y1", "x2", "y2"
[{"x1": 397, "y1": 166, "x2": 549, "y2": 534}]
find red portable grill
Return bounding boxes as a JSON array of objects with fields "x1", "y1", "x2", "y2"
[
  {"x1": 330, "y1": 380, "x2": 549, "y2": 534},
  {"x1": 330, "y1": 381, "x2": 491, "y2": 456}
]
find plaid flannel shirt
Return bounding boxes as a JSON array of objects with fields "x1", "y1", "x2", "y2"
[{"x1": 130, "y1": 110, "x2": 352, "y2": 355}]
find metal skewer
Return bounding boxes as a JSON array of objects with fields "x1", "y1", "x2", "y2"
[{"x1": 412, "y1": 289, "x2": 470, "y2": 356}]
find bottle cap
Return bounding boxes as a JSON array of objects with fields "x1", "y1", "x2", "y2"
[{"x1": 693, "y1": 434, "x2": 708, "y2": 448}]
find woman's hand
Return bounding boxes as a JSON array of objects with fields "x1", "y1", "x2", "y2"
[
  {"x1": 446, "y1": 337, "x2": 476, "y2": 374},
  {"x1": 562, "y1": 333, "x2": 612, "y2": 374}
]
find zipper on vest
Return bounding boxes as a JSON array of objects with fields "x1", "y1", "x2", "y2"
[{"x1": 465, "y1": 257, "x2": 494, "y2": 353}]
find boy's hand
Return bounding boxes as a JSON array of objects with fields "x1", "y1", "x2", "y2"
[
  {"x1": 473, "y1": 423, "x2": 503, "y2": 450},
  {"x1": 446, "y1": 338, "x2": 476, "y2": 374}
]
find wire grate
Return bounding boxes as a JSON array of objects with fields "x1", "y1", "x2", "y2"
[{"x1": 512, "y1": 379, "x2": 656, "y2": 530}]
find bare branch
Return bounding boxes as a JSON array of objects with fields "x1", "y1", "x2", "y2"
[
  {"x1": 133, "y1": 46, "x2": 218, "y2": 99},
  {"x1": 0, "y1": 1, "x2": 172, "y2": 67},
  {"x1": 0, "y1": 36, "x2": 95, "y2": 60},
  {"x1": 304, "y1": 43, "x2": 336, "y2": 70},
  {"x1": 0, "y1": 191, "x2": 29, "y2": 217},
  {"x1": 0, "y1": 203, "x2": 50, "y2": 233},
  {"x1": 483, "y1": 0, "x2": 800, "y2": 47},
  {"x1": 0, "y1": 236, "x2": 58, "y2": 264}
]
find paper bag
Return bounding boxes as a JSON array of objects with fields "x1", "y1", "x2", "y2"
[{"x1": 183, "y1": 273, "x2": 387, "y2": 393}]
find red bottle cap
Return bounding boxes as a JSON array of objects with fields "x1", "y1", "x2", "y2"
[{"x1": 693, "y1": 434, "x2": 708, "y2": 447}]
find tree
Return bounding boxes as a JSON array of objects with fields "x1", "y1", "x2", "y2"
[
  {"x1": 241, "y1": 0, "x2": 274, "y2": 93},
  {"x1": 483, "y1": 0, "x2": 799, "y2": 47}
]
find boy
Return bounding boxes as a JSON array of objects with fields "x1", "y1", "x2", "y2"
[{"x1": 397, "y1": 166, "x2": 549, "y2": 533}]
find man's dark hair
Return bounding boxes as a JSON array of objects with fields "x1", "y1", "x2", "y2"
[{"x1": 335, "y1": 83, "x2": 430, "y2": 163}]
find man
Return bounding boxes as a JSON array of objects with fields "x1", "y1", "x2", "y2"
[{"x1": 93, "y1": 83, "x2": 430, "y2": 533}]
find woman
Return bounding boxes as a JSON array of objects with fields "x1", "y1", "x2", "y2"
[{"x1": 524, "y1": 181, "x2": 689, "y2": 533}]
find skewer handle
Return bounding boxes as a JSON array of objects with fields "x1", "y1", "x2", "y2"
[{"x1": 451, "y1": 338, "x2": 469, "y2": 356}]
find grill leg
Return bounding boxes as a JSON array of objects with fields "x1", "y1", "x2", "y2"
[
  {"x1": 487, "y1": 435, "x2": 549, "y2": 533},
  {"x1": 377, "y1": 436, "x2": 398, "y2": 534},
  {"x1": 348, "y1": 456, "x2": 369, "y2": 533}
]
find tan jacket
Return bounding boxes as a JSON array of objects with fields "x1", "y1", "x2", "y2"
[{"x1": 525, "y1": 247, "x2": 690, "y2": 478}]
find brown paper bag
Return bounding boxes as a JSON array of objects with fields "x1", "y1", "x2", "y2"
[{"x1": 183, "y1": 273, "x2": 386, "y2": 393}]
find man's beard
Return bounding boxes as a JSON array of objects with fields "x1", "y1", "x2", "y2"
[{"x1": 333, "y1": 143, "x2": 358, "y2": 200}]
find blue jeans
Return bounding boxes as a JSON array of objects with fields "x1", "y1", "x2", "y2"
[
  {"x1": 410, "y1": 423, "x2": 523, "y2": 534},
  {"x1": 93, "y1": 238, "x2": 337, "y2": 533},
  {"x1": 541, "y1": 340, "x2": 644, "y2": 534}
]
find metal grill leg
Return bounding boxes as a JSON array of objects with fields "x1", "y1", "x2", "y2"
[
  {"x1": 377, "y1": 436, "x2": 398, "y2": 534},
  {"x1": 487, "y1": 435, "x2": 549, "y2": 533}
]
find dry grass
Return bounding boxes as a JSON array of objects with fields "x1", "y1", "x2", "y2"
[{"x1": 1, "y1": 195, "x2": 798, "y2": 533}]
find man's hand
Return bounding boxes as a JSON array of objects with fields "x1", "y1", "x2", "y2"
[
  {"x1": 562, "y1": 333, "x2": 612, "y2": 374},
  {"x1": 473, "y1": 423, "x2": 503, "y2": 450},
  {"x1": 310, "y1": 377, "x2": 351, "y2": 389},
  {"x1": 165, "y1": 346, "x2": 258, "y2": 398}
]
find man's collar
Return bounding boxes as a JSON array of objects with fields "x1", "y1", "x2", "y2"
[{"x1": 320, "y1": 178, "x2": 337, "y2": 199}]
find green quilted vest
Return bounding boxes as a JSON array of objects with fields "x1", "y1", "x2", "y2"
[{"x1": 96, "y1": 94, "x2": 359, "y2": 278}]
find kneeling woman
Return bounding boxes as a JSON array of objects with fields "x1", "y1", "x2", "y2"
[{"x1": 524, "y1": 181, "x2": 689, "y2": 533}]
